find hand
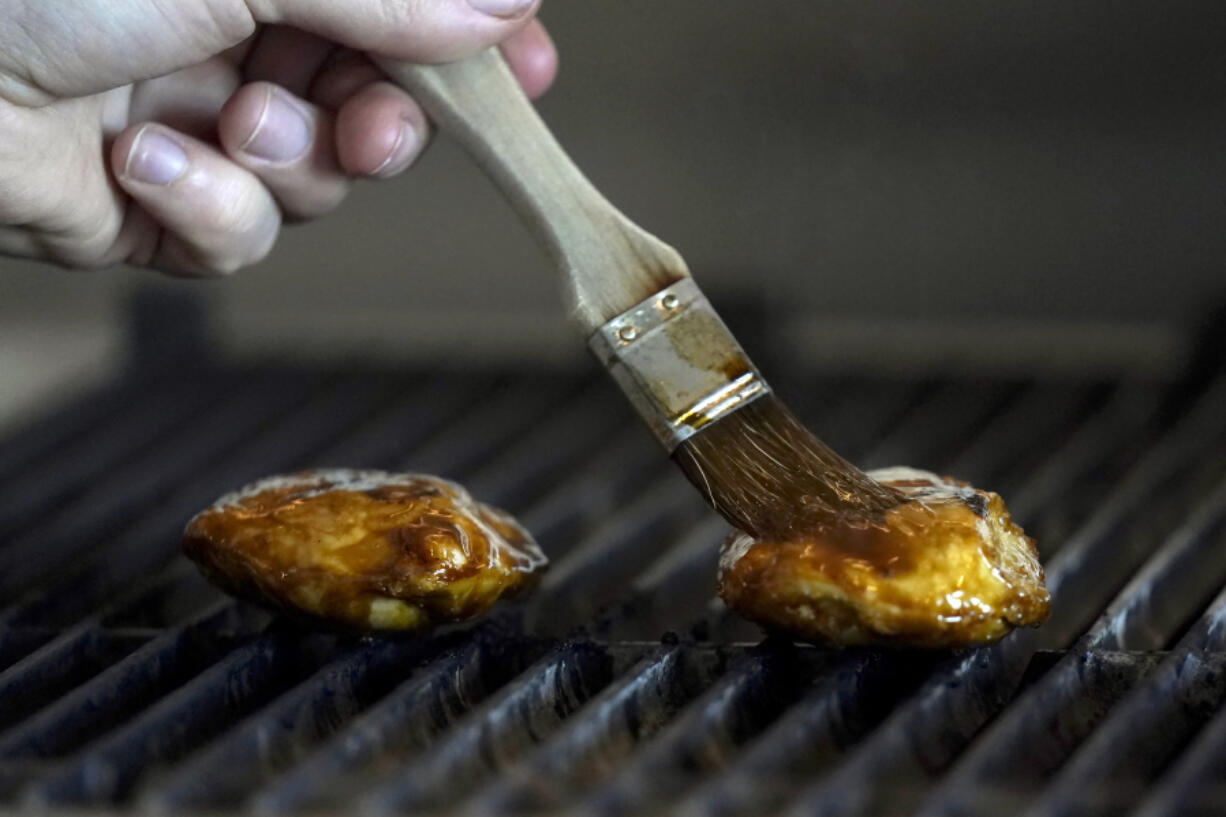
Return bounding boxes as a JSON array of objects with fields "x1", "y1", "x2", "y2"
[{"x1": 0, "y1": 0, "x2": 556, "y2": 276}]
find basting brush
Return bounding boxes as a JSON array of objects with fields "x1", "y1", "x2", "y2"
[{"x1": 376, "y1": 50, "x2": 904, "y2": 538}]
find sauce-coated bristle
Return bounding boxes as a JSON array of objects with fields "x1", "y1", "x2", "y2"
[{"x1": 673, "y1": 394, "x2": 904, "y2": 539}]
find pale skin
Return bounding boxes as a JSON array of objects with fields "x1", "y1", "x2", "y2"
[{"x1": 0, "y1": 0, "x2": 557, "y2": 276}]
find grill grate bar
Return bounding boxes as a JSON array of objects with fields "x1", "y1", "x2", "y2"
[
  {"x1": 1040, "y1": 376, "x2": 1226, "y2": 648},
  {"x1": 1135, "y1": 683, "x2": 1226, "y2": 817},
  {"x1": 359, "y1": 641, "x2": 616, "y2": 815},
  {"x1": 0, "y1": 369, "x2": 237, "y2": 541},
  {"x1": 575, "y1": 644, "x2": 811, "y2": 817},
  {"x1": 2, "y1": 321, "x2": 1225, "y2": 817},
  {"x1": 1024, "y1": 589, "x2": 1226, "y2": 817},
  {"x1": 773, "y1": 375, "x2": 1226, "y2": 817},
  {"x1": 790, "y1": 379, "x2": 923, "y2": 462},
  {"x1": 23, "y1": 634, "x2": 305, "y2": 808},
  {"x1": 136, "y1": 637, "x2": 440, "y2": 811},
  {"x1": 942, "y1": 384, "x2": 1098, "y2": 492},
  {"x1": 515, "y1": 425, "x2": 661, "y2": 554},
  {"x1": 248, "y1": 630, "x2": 549, "y2": 815},
  {"x1": 0, "y1": 628, "x2": 59, "y2": 673},
  {"x1": 44, "y1": 375, "x2": 647, "y2": 811},
  {"x1": 0, "y1": 368, "x2": 350, "y2": 601},
  {"x1": 464, "y1": 645, "x2": 713, "y2": 815},
  {"x1": 908, "y1": 388, "x2": 1226, "y2": 816},
  {"x1": 0, "y1": 629, "x2": 244, "y2": 764},
  {"x1": 295, "y1": 373, "x2": 494, "y2": 472},
  {"x1": 0, "y1": 358, "x2": 185, "y2": 488},
  {"x1": 0, "y1": 628, "x2": 148, "y2": 733},
  {"x1": 69, "y1": 374, "x2": 593, "y2": 809},
  {"x1": 0, "y1": 371, "x2": 417, "y2": 627},
  {"x1": 525, "y1": 474, "x2": 707, "y2": 635},
  {"x1": 461, "y1": 378, "x2": 631, "y2": 510},
  {"x1": 391, "y1": 377, "x2": 578, "y2": 479},
  {"x1": 0, "y1": 604, "x2": 244, "y2": 760},
  {"x1": 1006, "y1": 384, "x2": 1163, "y2": 536},
  {"x1": 859, "y1": 380, "x2": 1016, "y2": 470},
  {"x1": 595, "y1": 515, "x2": 728, "y2": 641},
  {"x1": 673, "y1": 650, "x2": 947, "y2": 817}
]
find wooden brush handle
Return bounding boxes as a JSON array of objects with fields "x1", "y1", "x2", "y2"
[{"x1": 376, "y1": 49, "x2": 689, "y2": 332}]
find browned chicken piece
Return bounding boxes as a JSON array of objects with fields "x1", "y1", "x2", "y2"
[
  {"x1": 183, "y1": 469, "x2": 546, "y2": 631},
  {"x1": 718, "y1": 467, "x2": 1049, "y2": 647}
]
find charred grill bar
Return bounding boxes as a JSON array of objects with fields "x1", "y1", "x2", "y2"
[{"x1": 0, "y1": 298, "x2": 1225, "y2": 816}]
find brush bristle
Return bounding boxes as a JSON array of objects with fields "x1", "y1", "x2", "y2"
[{"x1": 673, "y1": 394, "x2": 904, "y2": 539}]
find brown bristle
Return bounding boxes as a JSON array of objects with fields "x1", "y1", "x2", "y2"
[{"x1": 673, "y1": 394, "x2": 905, "y2": 539}]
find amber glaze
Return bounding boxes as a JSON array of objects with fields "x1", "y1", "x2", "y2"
[
  {"x1": 183, "y1": 470, "x2": 546, "y2": 631},
  {"x1": 718, "y1": 467, "x2": 1050, "y2": 647}
]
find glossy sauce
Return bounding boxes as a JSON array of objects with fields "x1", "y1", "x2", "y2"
[
  {"x1": 183, "y1": 469, "x2": 546, "y2": 631},
  {"x1": 719, "y1": 467, "x2": 1050, "y2": 647}
]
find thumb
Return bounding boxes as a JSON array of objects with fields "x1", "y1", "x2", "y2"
[
  {"x1": 0, "y1": 1, "x2": 256, "y2": 105},
  {"x1": 247, "y1": 0, "x2": 541, "y2": 62},
  {"x1": 0, "y1": 0, "x2": 538, "y2": 106}
]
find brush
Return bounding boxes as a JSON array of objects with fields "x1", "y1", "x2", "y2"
[{"x1": 376, "y1": 50, "x2": 904, "y2": 538}]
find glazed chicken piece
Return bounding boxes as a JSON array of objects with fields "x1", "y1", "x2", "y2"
[
  {"x1": 718, "y1": 467, "x2": 1049, "y2": 647},
  {"x1": 183, "y1": 469, "x2": 546, "y2": 631}
]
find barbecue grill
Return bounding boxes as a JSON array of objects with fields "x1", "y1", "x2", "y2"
[{"x1": 1, "y1": 292, "x2": 1225, "y2": 817}]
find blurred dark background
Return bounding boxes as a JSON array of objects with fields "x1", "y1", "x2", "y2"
[{"x1": 2, "y1": 0, "x2": 1224, "y2": 423}]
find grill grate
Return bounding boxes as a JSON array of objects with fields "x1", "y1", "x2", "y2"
[{"x1": 1, "y1": 298, "x2": 1225, "y2": 815}]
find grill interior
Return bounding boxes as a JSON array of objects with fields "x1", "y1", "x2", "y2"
[{"x1": 2, "y1": 295, "x2": 1225, "y2": 816}]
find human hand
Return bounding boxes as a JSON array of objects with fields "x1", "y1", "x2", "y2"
[{"x1": 0, "y1": 0, "x2": 556, "y2": 276}]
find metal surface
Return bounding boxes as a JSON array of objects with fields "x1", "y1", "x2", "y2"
[
  {"x1": 1, "y1": 299, "x2": 1225, "y2": 815},
  {"x1": 589, "y1": 278, "x2": 768, "y2": 450}
]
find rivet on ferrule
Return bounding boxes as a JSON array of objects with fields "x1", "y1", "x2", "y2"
[{"x1": 589, "y1": 278, "x2": 771, "y2": 451}]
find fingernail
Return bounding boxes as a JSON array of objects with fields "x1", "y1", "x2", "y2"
[
  {"x1": 372, "y1": 119, "x2": 423, "y2": 178},
  {"x1": 466, "y1": 0, "x2": 534, "y2": 19},
  {"x1": 240, "y1": 88, "x2": 311, "y2": 163},
  {"x1": 125, "y1": 128, "x2": 187, "y2": 185}
]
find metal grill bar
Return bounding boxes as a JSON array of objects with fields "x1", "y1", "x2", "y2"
[
  {"x1": 906, "y1": 381, "x2": 1226, "y2": 817},
  {"x1": 1136, "y1": 679, "x2": 1226, "y2": 817},
  {"x1": 248, "y1": 630, "x2": 548, "y2": 815},
  {"x1": 467, "y1": 645, "x2": 698, "y2": 814},
  {"x1": 0, "y1": 359, "x2": 182, "y2": 487},
  {"x1": 360, "y1": 641, "x2": 614, "y2": 815},
  {"x1": 772, "y1": 377, "x2": 1226, "y2": 817},
  {"x1": 0, "y1": 369, "x2": 367, "y2": 601},
  {"x1": 860, "y1": 380, "x2": 1016, "y2": 470},
  {"x1": 672, "y1": 651, "x2": 945, "y2": 817},
  {"x1": 1025, "y1": 589, "x2": 1226, "y2": 817},
  {"x1": 941, "y1": 384, "x2": 1097, "y2": 492},
  {"x1": 25, "y1": 634, "x2": 305, "y2": 807},
  {"x1": 0, "y1": 314, "x2": 1224, "y2": 817},
  {"x1": 575, "y1": 645, "x2": 809, "y2": 817},
  {"x1": 137, "y1": 637, "x2": 438, "y2": 811},
  {"x1": 0, "y1": 371, "x2": 424, "y2": 628},
  {"x1": 0, "y1": 621, "x2": 243, "y2": 762},
  {"x1": 0, "y1": 369, "x2": 232, "y2": 540}
]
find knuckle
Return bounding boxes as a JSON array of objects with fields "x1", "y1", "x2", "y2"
[{"x1": 202, "y1": 192, "x2": 265, "y2": 239}]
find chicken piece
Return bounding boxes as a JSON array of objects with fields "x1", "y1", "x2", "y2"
[
  {"x1": 718, "y1": 466, "x2": 1049, "y2": 647},
  {"x1": 183, "y1": 469, "x2": 546, "y2": 631}
]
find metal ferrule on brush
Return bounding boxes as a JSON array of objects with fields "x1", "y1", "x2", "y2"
[{"x1": 588, "y1": 278, "x2": 771, "y2": 451}]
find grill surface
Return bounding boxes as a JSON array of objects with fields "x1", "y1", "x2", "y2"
[{"x1": 1, "y1": 296, "x2": 1225, "y2": 816}]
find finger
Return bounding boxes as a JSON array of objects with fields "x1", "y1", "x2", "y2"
[
  {"x1": 335, "y1": 82, "x2": 430, "y2": 178},
  {"x1": 242, "y1": 26, "x2": 337, "y2": 97},
  {"x1": 499, "y1": 19, "x2": 558, "y2": 100},
  {"x1": 310, "y1": 51, "x2": 384, "y2": 110},
  {"x1": 252, "y1": 0, "x2": 541, "y2": 63},
  {"x1": 111, "y1": 124, "x2": 280, "y2": 276},
  {"x1": 218, "y1": 82, "x2": 349, "y2": 219},
  {"x1": 128, "y1": 57, "x2": 242, "y2": 141},
  {"x1": 0, "y1": 0, "x2": 255, "y2": 104}
]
